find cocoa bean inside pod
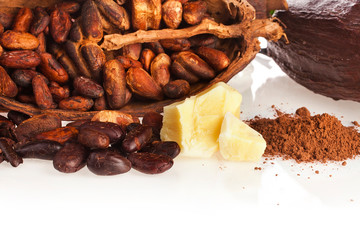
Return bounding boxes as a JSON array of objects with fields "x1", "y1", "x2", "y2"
[
  {"x1": 73, "y1": 76, "x2": 104, "y2": 98},
  {"x1": 81, "y1": 0, "x2": 103, "y2": 42},
  {"x1": 59, "y1": 96, "x2": 94, "y2": 111},
  {"x1": 49, "y1": 9, "x2": 72, "y2": 44},
  {"x1": 163, "y1": 79, "x2": 190, "y2": 99},
  {"x1": 94, "y1": 0, "x2": 130, "y2": 31},
  {"x1": 80, "y1": 43, "x2": 106, "y2": 82},
  {"x1": 12, "y1": 7, "x2": 33, "y2": 33},
  {"x1": 162, "y1": 0, "x2": 183, "y2": 29},
  {"x1": 0, "y1": 66, "x2": 18, "y2": 98},
  {"x1": 30, "y1": 7, "x2": 50, "y2": 36},
  {"x1": 0, "y1": 50, "x2": 41, "y2": 69},
  {"x1": 32, "y1": 74, "x2": 56, "y2": 110},
  {"x1": 131, "y1": 0, "x2": 162, "y2": 31},
  {"x1": 0, "y1": 30, "x2": 39, "y2": 50},
  {"x1": 183, "y1": 0, "x2": 207, "y2": 25},
  {"x1": 150, "y1": 53, "x2": 171, "y2": 87}
]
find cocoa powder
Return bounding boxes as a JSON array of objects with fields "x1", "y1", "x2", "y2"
[{"x1": 249, "y1": 107, "x2": 360, "y2": 162}]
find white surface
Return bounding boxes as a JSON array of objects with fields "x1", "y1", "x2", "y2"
[{"x1": 1, "y1": 53, "x2": 360, "y2": 239}]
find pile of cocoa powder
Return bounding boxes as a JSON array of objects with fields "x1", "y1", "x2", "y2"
[{"x1": 248, "y1": 107, "x2": 360, "y2": 162}]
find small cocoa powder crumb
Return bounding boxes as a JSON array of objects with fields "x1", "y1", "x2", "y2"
[
  {"x1": 315, "y1": 170, "x2": 319, "y2": 174},
  {"x1": 353, "y1": 121, "x2": 360, "y2": 127},
  {"x1": 342, "y1": 161, "x2": 347, "y2": 166},
  {"x1": 254, "y1": 167, "x2": 262, "y2": 170},
  {"x1": 249, "y1": 107, "x2": 360, "y2": 163}
]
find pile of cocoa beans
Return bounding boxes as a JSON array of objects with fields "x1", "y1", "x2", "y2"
[
  {"x1": 0, "y1": 0, "x2": 231, "y2": 112},
  {"x1": 0, "y1": 110, "x2": 180, "y2": 175}
]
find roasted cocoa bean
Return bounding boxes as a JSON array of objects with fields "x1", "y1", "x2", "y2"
[
  {"x1": 65, "y1": 41, "x2": 92, "y2": 78},
  {"x1": 103, "y1": 59, "x2": 127, "y2": 109},
  {"x1": 163, "y1": 79, "x2": 190, "y2": 98},
  {"x1": 15, "y1": 140, "x2": 62, "y2": 159},
  {"x1": 73, "y1": 76, "x2": 104, "y2": 98},
  {"x1": 142, "y1": 111, "x2": 163, "y2": 132},
  {"x1": 183, "y1": 0, "x2": 207, "y2": 25},
  {"x1": 128, "y1": 152, "x2": 173, "y2": 174},
  {"x1": 170, "y1": 60, "x2": 199, "y2": 84},
  {"x1": 195, "y1": 46, "x2": 230, "y2": 72},
  {"x1": 12, "y1": 7, "x2": 33, "y2": 32},
  {"x1": 68, "y1": 20, "x2": 84, "y2": 43},
  {"x1": 116, "y1": 56, "x2": 142, "y2": 69},
  {"x1": 7, "y1": 111, "x2": 30, "y2": 125},
  {"x1": 30, "y1": 7, "x2": 50, "y2": 36},
  {"x1": 0, "y1": 50, "x2": 41, "y2": 69},
  {"x1": 17, "y1": 94, "x2": 36, "y2": 104},
  {"x1": 32, "y1": 74, "x2": 55, "y2": 109},
  {"x1": 81, "y1": 0, "x2": 103, "y2": 42},
  {"x1": 0, "y1": 66, "x2": 18, "y2": 97},
  {"x1": 93, "y1": 95, "x2": 108, "y2": 110},
  {"x1": 145, "y1": 141, "x2": 180, "y2": 159},
  {"x1": 0, "y1": 137, "x2": 23, "y2": 167},
  {"x1": 188, "y1": 34, "x2": 217, "y2": 48},
  {"x1": 150, "y1": 53, "x2": 171, "y2": 87},
  {"x1": 144, "y1": 42, "x2": 165, "y2": 54},
  {"x1": 49, "y1": 81, "x2": 71, "y2": 102},
  {"x1": 140, "y1": 48, "x2": 155, "y2": 72},
  {"x1": 59, "y1": 96, "x2": 94, "y2": 111},
  {"x1": 160, "y1": 38, "x2": 191, "y2": 52},
  {"x1": 0, "y1": 116, "x2": 16, "y2": 139},
  {"x1": 162, "y1": 0, "x2": 183, "y2": 29},
  {"x1": 35, "y1": 32, "x2": 47, "y2": 54},
  {"x1": 48, "y1": 1, "x2": 81, "y2": 14},
  {"x1": 126, "y1": 67, "x2": 163, "y2": 100},
  {"x1": 87, "y1": 149, "x2": 131, "y2": 175},
  {"x1": 132, "y1": 0, "x2": 162, "y2": 30},
  {"x1": 0, "y1": 30, "x2": 39, "y2": 50},
  {"x1": 39, "y1": 53, "x2": 69, "y2": 84},
  {"x1": 35, "y1": 126, "x2": 78, "y2": 144},
  {"x1": 79, "y1": 121, "x2": 125, "y2": 144},
  {"x1": 50, "y1": 9, "x2": 72, "y2": 44},
  {"x1": 78, "y1": 127, "x2": 110, "y2": 149},
  {"x1": 122, "y1": 125, "x2": 152, "y2": 153},
  {"x1": 94, "y1": 0, "x2": 130, "y2": 31},
  {"x1": 0, "y1": 45, "x2": 3, "y2": 56},
  {"x1": 81, "y1": 43, "x2": 106, "y2": 81},
  {"x1": 0, "y1": 12, "x2": 14, "y2": 30},
  {"x1": 126, "y1": 122, "x2": 142, "y2": 132},
  {"x1": 122, "y1": 43, "x2": 142, "y2": 61},
  {"x1": 48, "y1": 42, "x2": 79, "y2": 79},
  {"x1": 53, "y1": 141, "x2": 88, "y2": 173}
]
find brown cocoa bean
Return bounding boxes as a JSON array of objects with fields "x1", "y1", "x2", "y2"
[
  {"x1": 15, "y1": 140, "x2": 62, "y2": 160},
  {"x1": 17, "y1": 94, "x2": 36, "y2": 104},
  {"x1": 35, "y1": 32, "x2": 47, "y2": 54},
  {"x1": 141, "y1": 141, "x2": 180, "y2": 159},
  {"x1": 12, "y1": 7, "x2": 33, "y2": 32},
  {"x1": 91, "y1": 110, "x2": 137, "y2": 130},
  {"x1": 81, "y1": 0, "x2": 103, "y2": 42},
  {"x1": 49, "y1": 81, "x2": 70, "y2": 102},
  {"x1": 11, "y1": 69, "x2": 37, "y2": 88},
  {"x1": 65, "y1": 41, "x2": 92, "y2": 78},
  {"x1": 162, "y1": 0, "x2": 183, "y2": 29},
  {"x1": 0, "y1": 116, "x2": 16, "y2": 139},
  {"x1": 0, "y1": 12, "x2": 14, "y2": 30},
  {"x1": 35, "y1": 126, "x2": 78, "y2": 144},
  {"x1": 0, "y1": 30, "x2": 39, "y2": 50},
  {"x1": 30, "y1": 7, "x2": 50, "y2": 36},
  {"x1": 81, "y1": 43, "x2": 106, "y2": 81},
  {"x1": 39, "y1": 52, "x2": 69, "y2": 84},
  {"x1": 0, "y1": 50, "x2": 41, "y2": 69},
  {"x1": 73, "y1": 76, "x2": 104, "y2": 98},
  {"x1": 142, "y1": 111, "x2": 163, "y2": 132},
  {"x1": 140, "y1": 48, "x2": 155, "y2": 72},
  {"x1": 170, "y1": 60, "x2": 199, "y2": 84},
  {"x1": 150, "y1": 53, "x2": 171, "y2": 87},
  {"x1": 183, "y1": 1, "x2": 207, "y2": 25},
  {"x1": 163, "y1": 79, "x2": 190, "y2": 98},
  {"x1": 79, "y1": 121, "x2": 125, "y2": 144},
  {"x1": 32, "y1": 74, "x2": 55, "y2": 110},
  {"x1": 126, "y1": 67, "x2": 163, "y2": 100},
  {"x1": 48, "y1": 1, "x2": 81, "y2": 14},
  {"x1": 144, "y1": 42, "x2": 165, "y2": 54},
  {"x1": 59, "y1": 96, "x2": 94, "y2": 111},
  {"x1": 116, "y1": 56, "x2": 142, "y2": 69},
  {"x1": 78, "y1": 127, "x2": 110, "y2": 149},
  {"x1": 87, "y1": 149, "x2": 131, "y2": 175},
  {"x1": 159, "y1": 38, "x2": 191, "y2": 51},
  {"x1": 50, "y1": 9, "x2": 72, "y2": 44},
  {"x1": 103, "y1": 59, "x2": 127, "y2": 109},
  {"x1": 7, "y1": 111, "x2": 30, "y2": 126},
  {"x1": 189, "y1": 34, "x2": 218, "y2": 48},
  {"x1": 195, "y1": 46, "x2": 230, "y2": 72},
  {"x1": 94, "y1": 0, "x2": 130, "y2": 31},
  {"x1": 132, "y1": 0, "x2": 162, "y2": 30},
  {"x1": 122, "y1": 43, "x2": 142, "y2": 61},
  {"x1": 68, "y1": 20, "x2": 84, "y2": 43},
  {"x1": 53, "y1": 142, "x2": 88, "y2": 173},
  {"x1": 48, "y1": 42, "x2": 79, "y2": 79},
  {"x1": 124, "y1": 87, "x2": 132, "y2": 105},
  {"x1": 0, "y1": 137, "x2": 23, "y2": 167},
  {"x1": 14, "y1": 113, "x2": 61, "y2": 142},
  {"x1": 128, "y1": 152, "x2": 173, "y2": 174},
  {"x1": 121, "y1": 125, "x2": 152, "y2": 153},
  {"x1": 93, "y1": 95, "x2": 108, "y2": 110},
  {"x1": 0, "y1": 66, "x2": 18, "y2": 97}
]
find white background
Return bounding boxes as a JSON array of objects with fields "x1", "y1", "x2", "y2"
[{"x1": 1, "y1": 46, "x2": 360, "y2": 239}]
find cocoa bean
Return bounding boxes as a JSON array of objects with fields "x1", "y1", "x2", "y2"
[
  {"x1": 126, "y1": 122, "x2": 142, "y2": 133},
  {"x1": 49, "y1": 81, "x2": 70, "y2": 102},
  {"x1": 48, "y1": 1, "x2": 81, "y2": 14},
  {"x1": 122, "y1": 43, "x2": 142, "y2": 61},
  {"x1": 163, "y1": 79, "x2": 190, "y2": 98},
  {"x1": 35, "y1": 32, "x2": 47, "y2": 54},
  {"x1": 0, "y1": 12, "x2": 14, "y2": 30},
  {"x1": 17, "y1": 94, "x2": 36, "y2": 104},
  {"x1": 144, "y1": 42, "x2": 165, "y2": 54},
  {"x1": 15, "y1": 140, "x2": 62, "y2": 159},
  {"x1": 81, "y1": 0, "x2": 103, "y2": 42},
  {"x1": 142, "y1": 111, "x2": 163, "y2": 132},
  {"x1": 0, "y1": 50, "x2": 41, "y2": 69},
  {"x1": 126, "y1": 67, "x2": 163, "y2": 100},
  {"x1": 59, "y1": 96, "x2": 94, "y2": 111},
  {"x1": 0, "y1": 137, "x2": 23, "y2": 167},
  {"x1": 132, "y1": 0, "x2": 162, "y2": 30},
  {"x1": 183, "y1": 0, "x2": 207, "y2": 25},
  {"x1": 0, "y1": 66, "x2": 18, "y2": 97},
  {"x1": 93, "y1": 95, "x2": 108, "y2": 110},
  {"x1": 162, "y1": 0, "x2": 183, "y2": 29},
  {"x1": 35, "y1": 126, "x2": 78, "y2": 144},
  {"x1": 87, "y1": 149, "x2": 131, "y2": 175},
  {"x1": 140, "y1": 48, "x2": 155, "y2": 72},
  {"x1": 68, "y1": 20, "x2": 84, "y2": 43},
  {"x1": 50, "y1": 9, "x2": 72, "y2": 44},
  {"x1": 141, "y1": 141, "x2": 180, "y2": 159},
  {"x1": 73, "y1": 76, "x2": 104, "y2": 98},
  {"x1": 116, "y1": 56, "x2": 142, "y2": 69},
  {"x1": 94, "y1": 0, "x2": 130, "y2": 31},
  {"x1": 170, "y1": 60, "x2": 199, "y2": 84},
  {"x1": 65, "y1": 41, "x2": 92, "y2": 77},
  {"x1": 48, "y1": 42, "x2": 79, "y2": 79},
  {"x1": 12, "y1": 7, "x2": 33, "y2": 32},
  {"x1": 103, "y1": 59, "x2": 127, "y2": 109},
  {"x1": 121, "y1": 125, "x2": 152, "y2": 153},
  {"x1": 78, "y1": 127, "x2": 110, "y2": 149},
  {"x1": 189, "y1": 34, "x2": 218, "y2": 48},
  {"x1": 66, "y1": 120, "x2": 90, "y2": 130},
  {"x1": 81, "y1": 43, "x2": 106, "y2": 81},
  {"x1": 39, "y1": 52, "x2": 69, "y2": 84},
  {"x1": 160, "y1": 38, "x2": 191, "y2": 52},
  {"x1": 32, "y1": 74, "x2": 55, "y2": 110},
  {"x1": 79, "y1": 121, "x2": 125, "y2": 144},
  {"x1": 128, "y1": 152, "x2": 173, "y2": 174},
  {"x1": 0, "y1": 30, "x2": 39, "y2": 50},
  {"x1": 195, "y1": 46, "x2": 230, "y2": 71},
  {"x1": 30, "y1": 7, "x2": 50, "y2": 36},
  {"x1": 53, "y1": 142, "x2": 88, "y2": 173},
  {"x1": 11, "y1": 69, "x2": 37, "y2": 88},
  {"x1": 150, "y1": 53, "x2": 171, "y2": 87},
  {"x1": 7, "y1": 111, "x2": 30, "y2": 125},
  {"x1": 0, "y1": 116, "x2": 16, "y2": 139}
]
